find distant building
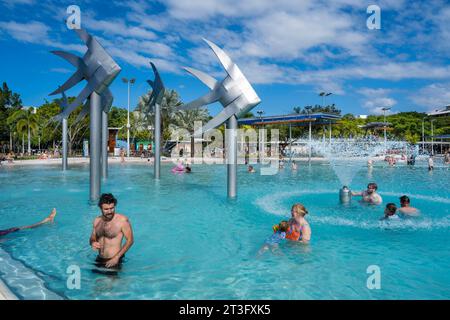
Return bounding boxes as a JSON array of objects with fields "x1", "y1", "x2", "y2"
[
  {"x1": 358, "y1": 115, "x2": 368, "y2": 119},
  {"x1": 428, "y1": 106, "x2": 450, "y2": 117}
]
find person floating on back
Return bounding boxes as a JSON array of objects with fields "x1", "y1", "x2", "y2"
[
  {"x1": 258, "y1": 220, "x2": 290, "y2": 254},
  {"x1": 0, "y1": 209, "x2": 57, "y2": 237}
]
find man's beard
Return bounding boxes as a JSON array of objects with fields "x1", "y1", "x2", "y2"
[{"x1": 103, "y1": 213, "x2": 114, "y2": 220}]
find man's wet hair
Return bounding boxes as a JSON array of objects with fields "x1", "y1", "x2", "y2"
[
  {"x1": 98, "y1": 193, "x2": 117, "y2": 208},
  {"x1": 400, "y1": 195, "x2": 410, "y2": 203},
  {"x1": 367, "y1": 182, "x2": 378, "y2": 190}
]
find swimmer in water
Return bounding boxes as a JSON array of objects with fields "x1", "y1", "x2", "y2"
[
  {"x1": 258, "y1": 220, "x2": 290, "y2": 255},
  {"x1": 286, "y1": 204, "x2": 311, "y2": 243},
  {"x1": 90, "y1": 193, "x2": 134, "y2": 269},
  {"x1": 351, "y1": 182, "x2": 382, "y2": 205},
  {"x1": 428, "y1": 155, "x2": 434, "y2": 171},
  {"x1": 398, "y1": 195, "x2": 420, "y2": 217},
  {"x1": 0, "y1": 208, "x2": 57, "y2": 237},
  {"x1": 291, "y1": 161, "x2": 298, "y2": 171},
  {"x1": 380, "y1": 203, "x2": 399, "y2": 220},
  {"x1": 248, "y1": 165, "x2": 256, "y2": 173}
]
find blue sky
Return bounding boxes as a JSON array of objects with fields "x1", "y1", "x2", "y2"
[{"x1": 1, "y1": 0, "x2": 450, "y2": 117}]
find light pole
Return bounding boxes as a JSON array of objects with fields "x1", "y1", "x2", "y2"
[
  {"x1": 381, "y1": 107, "x2": 391, "y2": 153},
  {"x1": 422, "y1": 117, "x2": 425, "y2": 154},
  {"x1": 122, "y1": 77, "x2": 135, "y2": 158},
  {"x1": 256, "y1": 110, "x2": 264, "y2": 163},
  {"x1": 430, "y1": 118, "x2": 435, "y2": 155},
  {"x1": 319, "y1": 92, "x2": 332, "y2": 107},
  {"x1": 257, "y1": 110, "x2": 264, "y2": 123}
]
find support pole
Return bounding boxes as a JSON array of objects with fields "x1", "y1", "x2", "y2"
[
  {"x1": 289, "y1": 123, "x2": 292, "y2": 157},
  {"x1": 101, "y1": 110, "x2": 108, "y2": 179},
  {"x1": 90, "y1": 92, "x2": 102, "y2": 203},
  {"x1": 62, "y1": 117, "x2": 68, "y2": 171},
  {"x1": 227, "y1": 115, "x2": 238, "y2": 199},
  {"x1": 308, "y1": 121, "x2": 312, "y2": 162},
  {"x1": 154, "y1": 103, "x2": 161, "y2": 180},
  {"x1": 422, "y1": 119, "x2": 425, "y2": 154},
  {"x1": 329, "y1": 121, "x2": 332, "y2": 144},
  {"x1": 431, "y1": 120, "x2": 434, "y2": 156}
]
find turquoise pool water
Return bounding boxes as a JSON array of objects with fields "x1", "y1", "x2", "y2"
[{"x1": 0, "y1": 161, "x2": 449, "y2": 299}]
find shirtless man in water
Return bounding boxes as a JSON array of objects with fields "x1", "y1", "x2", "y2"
[
  {"x1": 352, "y1": 182, "x2": 383, "y2": 205},
  {"x1": 398, "y1": 195, "x2": 420, "y2": 217},
  {"x1": 89, "y1": 193, "x2": 134, "y2": 269}
]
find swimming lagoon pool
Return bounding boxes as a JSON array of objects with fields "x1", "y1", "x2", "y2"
[{"x1": 0, "y1": 161, "x2": 449, "y2": 299}]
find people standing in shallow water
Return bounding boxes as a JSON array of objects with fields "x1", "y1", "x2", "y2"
[
  {"x1": 291, "y1": 160, "x2": 298, "y2": 171},
  {"x1": 398, "y1": 195, "x2": 419, "y2": 217},
  {"x1": 428, "y1": 155, "x2": 434, "y2": 171},
  {"x1": 351, "y1": 182, "x2": 382, "y2": 205},
  {"x1": 0, "y1": 208, "x2": 57, "y2": 237},
  {"x1": 90, "y1": 193, "x2": 134, "y2": 269},
  {"x1": 380, "y1": 203, "x2": 399, "y2": 220},
  {"x1": 120, "y1": 148, "x2": 125, "y2": 163},
  {"x1": 444, "y1": 151, "x2": 450, "y2": 165},
  {"x1": 286, "y1": 204, "x2": 311, "y2": 243}
]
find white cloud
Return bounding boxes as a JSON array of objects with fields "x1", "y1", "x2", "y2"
[
  {"x1": 0, "y1": 0, "x2": 34, "y2": 8},
  {"x1": 240, "y1": 9, "x2": 367, "y2": 60},
  {"x1": 49, "y1": 67, "x2": 72, "y2": 74},
  {"x1": 83, "y1": 16, "x2": 157, "y2": 40},
  {"x1": 358, "y1": 87, "x2": 397, "y2": 115},
  {"x1": 410, "y1": 83, "x2": 450, "y2": 111},
  {"x1": 0, "y1": 20, "x2": 49, "y2": 43}
]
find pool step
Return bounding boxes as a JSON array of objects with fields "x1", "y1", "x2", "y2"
[{"x1": 0, "y1": 247, "x2": 63, "y2": 300}]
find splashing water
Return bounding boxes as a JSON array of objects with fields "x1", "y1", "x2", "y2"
[{"x1": 309, "y1": 139, "x2": 409, "y2": 186}]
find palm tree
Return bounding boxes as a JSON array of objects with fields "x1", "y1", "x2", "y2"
[
  {"x1": 7, "y1": 108, "x2": 38, "y2": 155},
  {"x1": 173, "y1": 108, "x2": 210, "y2": 158},
  {"x1": 136, "y1": 89, "x2": 183, "y2": 142}
]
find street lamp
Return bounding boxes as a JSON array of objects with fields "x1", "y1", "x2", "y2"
[
  {"x1": 256, "y1": 110, "x2": 264, "y2": 163},
  {"x1": 381, "y1": 106, "x2": 391, "y2": 153},
  {"x1": 319, "y1": 92, "x2": 332, "y2": 108},
  {"x1": 122, "y1": 77, "x2": 136, "y2": 157},
  {"x1": 257, "y1": 110, "x2": 264, "y2": 122},
  {"x1": 422, "y1": 117, "x2": 426, "y2": 154},
  {"x1": 319, "y1": 92, "x2": 333, "y2": 108},
  {"x1": 430, "y1": 118, "x2": 435, "y2": 156}
]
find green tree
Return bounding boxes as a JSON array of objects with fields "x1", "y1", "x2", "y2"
[
  {"x1": 136, "y1": 89, "x2": 183, "y2": 142},
  {"x1": 173, "y1": 108, "x2": 210, "y2": 157},
  {"x1": 7, "y1": 108, "x2": 39, "y2": 154},
  {"x1": 0, "y1": 82, "x2": 22, "y2": 148}
]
